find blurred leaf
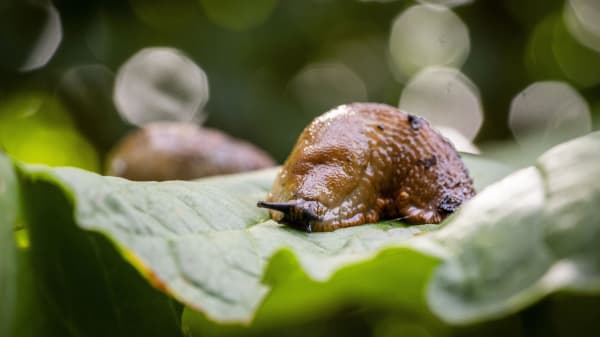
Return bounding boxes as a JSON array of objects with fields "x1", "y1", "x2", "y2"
[
  {"x1": 1, "y1": 154, "x2": 71, "y2": 337},
  {"x1": 199, "y1": 0, "x2": 279, "y2": 31},
  {"x1": 0, "y1": 93, "x2": 100, "y2": 171},
  {"x1": 129, "y1": 0, "x2": 199, "y2": 31},
  {"x1": 58, "y1": 64, "x2": 131, "y2": 156},
  {"x1": 553, "y1": 14, "x2": 600, "y2": 88},
  {"x1": 0, "y1": 154, "x2": 19, "y2": 335},
  {"x1": 10, "y1": 246, "x2": 75, "y2": 337},
  {"x1": 428, "y1": 132, "x2": 600, "y2": 323},
  {"x1": 525, "y1": 15, "x2": 567, "y2": 81},
  {"x1": 460, "y1": 154, "x2": 512, "y2": 191},
  {"x1": 16, "y1": 165, "x2": 184, "y2": 337}
]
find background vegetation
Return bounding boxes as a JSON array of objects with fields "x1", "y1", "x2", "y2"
[
  {"x1": 2, "y1": 1, "x2": 600, "y2": 337},
  {"x1": 1, "y1": 0, "x2": 599, "y2": 169}
]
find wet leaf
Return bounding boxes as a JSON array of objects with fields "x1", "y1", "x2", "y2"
[{"x1": 8, "y1": 132, "x2": 600, "y2": 336}]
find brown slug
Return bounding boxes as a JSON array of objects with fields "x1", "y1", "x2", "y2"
[
  {"x1": 107, "y1": 122, "x2": 275, "y2": 181},
  {"x1": 257, "y1": 103, "x2": 475, "y2": 232}
]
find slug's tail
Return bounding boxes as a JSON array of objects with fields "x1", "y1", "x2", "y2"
[{"x1": 257, "y1": 200, "x2": 323, "y2": 232}]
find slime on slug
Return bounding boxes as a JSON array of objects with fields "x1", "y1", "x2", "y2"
[{"x1": 258, "y1": 103, "x2": 475, "y2": 232}]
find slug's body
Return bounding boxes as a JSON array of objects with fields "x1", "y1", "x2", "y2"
[
  {"x1": 108, "y1": 122, "x2": 275, "y2": 181},
  {"x1": 258, "y1": 103, "x2": 475, "y2": 232}
]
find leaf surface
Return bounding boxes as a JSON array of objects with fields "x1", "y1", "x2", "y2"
[
  {"x1": 427, "y1": 132, "x2": 600, "y2": 323},
  {"x1": 13, "y1": 133, "x2": 600, "y2": 332},
  {"x1": 0, "y1": 155, "x2": 19, "y2": 335},
  {"x1": 17, "y1": 153, "x2": 508, "y2": 324}
]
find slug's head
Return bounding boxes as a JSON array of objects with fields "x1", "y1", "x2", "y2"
[{"x1": 257, "y1": 199, "x2": 325, "y2": 232}]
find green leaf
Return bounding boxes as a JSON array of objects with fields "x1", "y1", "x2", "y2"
[
  {"x1": 14, "y1": 132, "x2": 600, "y2": 335},
  {"x1": 0, "y1": 154, "x2": 19, "y2": 335},
  {"x1": 182, "y1": 247, "x2": 444, "y2": 337},
  {"x1": 19, "y1": 167, "x2": 433, "y2": 323},
  {"x1": 461, "y1": 154, "x2": 513, "y2": 192},
  {"x1": 427, "y1": 132, "x2": 600, "y2": 324},
  {"x1": 17, "y1": 168, "x2": 184, "y2": 337},
  {"x1": 14, "y1": 150, "x2": 509, "y2": 327},
  {"x1": 10, "y1": 247, "x2": 75, "y2": 337},
  {"x1": 0, "y1": 93, "x2": 100, "y2": 171},
  {"x1": 1, "y1": 154, "x2": 72, "y2": 337}
]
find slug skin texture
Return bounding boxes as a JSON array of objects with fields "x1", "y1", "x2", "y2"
[{"x1": 258, "y1": 103, "x2": 475, "y2": 232}]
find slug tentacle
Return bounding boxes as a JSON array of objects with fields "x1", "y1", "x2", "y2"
[
  {"x1": 259, "y1": 103, "x2": 475, "y2": 232},
  {"x1": 257, "y1": 200, "x2": 324, "y2": 232}
]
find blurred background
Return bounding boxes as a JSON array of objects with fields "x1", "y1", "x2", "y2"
[{"x1": 1, "y1": 0, "x2": 599, "y2": 174}]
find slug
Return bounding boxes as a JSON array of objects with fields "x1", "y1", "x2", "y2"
[
  {"x1": 107, "y1": 122, "x2": 275, "y2": 181},
  {"x1": 257, "y1": 103, "x2": 475, "y2": 232}
]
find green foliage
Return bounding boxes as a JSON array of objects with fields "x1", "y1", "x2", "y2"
[
  {"x1": 429, "y1": 132, "x2": 600, "y2": 323},
  {"x1": 17, "y1": 179, "x2": 183, "y2": 337},
  {"x1": 0, "y1": 155, "x2": 19, "y2": 336},
  {"x1": 1, "y1": 133, "x2": 600, "y2": 336},
  {"x1": 0, "y1": 94, "x2": 100, "y2": 172}
]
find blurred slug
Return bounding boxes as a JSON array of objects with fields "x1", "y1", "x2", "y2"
[
  {"x1": 257, "y1": 103, "x2": 475, "y2": 232},
  {"x1": 107, "y1": 122, "x2": 275, "y2": 181}
]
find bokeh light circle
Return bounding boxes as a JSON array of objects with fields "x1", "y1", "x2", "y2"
[
  {"x1": 399, "y1": 67, "x2": 483, "y2": 141},
  {"x1": 199, "y1": 0, "x2": 278, "y2": 31},
  {"x1": 509, "y1": 81, "x2": 591, "y2": 148},
  {"x1": 114, "y1": 47, "x2": 210, "y2": 127},
  {"x1": 527, "y1": 14, "x2": 600, "y2": 89},
  {"x1": 0, "y1": 1, "x2": 62, "y2": 71},
  {"x1": 389, "y1": 4, "x2": 470, "y2": 81},
  {"x1": 289, "y1": 61, "x2": 368, "y2": 115},
  {"x1": 564, "y1": 0, "x2": 600, "y2": 53},
  {"x1": 59, "y1": 64, "x2": 133, "y2": 153},
  {"x1": 128, "y1": 0, "x2": 198, "y2": 30},
  {"x1": 553, "y1": 15, "x2": 600, "y2": 89},
  {"x1": 416, "y1": 0, "x2": 474, "y2": 8},
  {"x1": 84, "y1": 10, "x2": 112, "y2": 63},
  {"x1": 525, "y1": 15, "x2": 564, "y2": 82},
  {"x1": 436, "y1": 126, "x2": 479, "y2": 154},
  {"x1": 331, "y1": 37, "x2": 392, "y2": 101}
]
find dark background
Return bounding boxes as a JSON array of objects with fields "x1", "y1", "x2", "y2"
[{"x1": 1, "y1": 0, "x2": 599, "y2": 171}]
